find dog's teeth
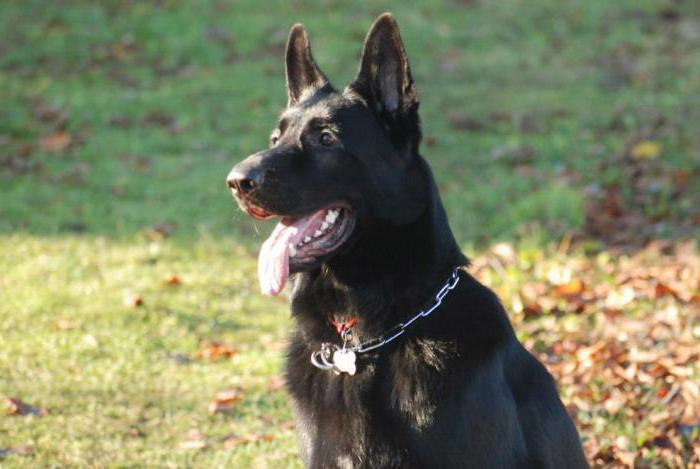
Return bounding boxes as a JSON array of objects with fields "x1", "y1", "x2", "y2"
[
  {"x1": 304, "y1": 236, "x2": 311, "y2": 243},
  {"x1": 289, "y1": 245, "x2": 297, "y2": 257},
  {"x1": 326, "y1": 210, "x2": 339, "y2": 223},
  {"x1": 321, "y1": 222, "x2": 329, "y2": 231},
  {"x1": 313, "y1": 230, "x2": 322, "y2": 238}
]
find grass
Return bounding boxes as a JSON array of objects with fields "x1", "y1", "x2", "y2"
[{"x1": 1, "y1": 0, "x2": 698, "y2": 466}]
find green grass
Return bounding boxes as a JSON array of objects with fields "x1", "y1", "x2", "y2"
[{"x1": 1, "y1": 0, "x2": 699, "y2": 466}]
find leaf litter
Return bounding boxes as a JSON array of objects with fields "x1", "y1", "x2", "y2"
[{"x1": 471, "y1": 239, "x2": 700, "y2": 467}]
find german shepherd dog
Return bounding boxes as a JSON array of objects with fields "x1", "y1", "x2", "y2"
[{"x1": 227, "y1": 13, "x2": 588, "y2": 469}]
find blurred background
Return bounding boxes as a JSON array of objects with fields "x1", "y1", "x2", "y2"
[{"x1": 1, "y1": 0, "x2": 698, "y2": 467}]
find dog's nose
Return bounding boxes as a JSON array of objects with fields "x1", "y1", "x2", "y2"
[{"x1": 226, "y1": 167, "x2": 266, "y2": 195}]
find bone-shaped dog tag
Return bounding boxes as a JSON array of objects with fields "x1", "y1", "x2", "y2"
[{"x1": 332, "y1": 349, "x2": 356, "y2": 375}]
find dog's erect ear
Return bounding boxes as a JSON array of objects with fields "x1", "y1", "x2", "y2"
[
  {"x1": 285, "y1": 24, "x2": 328, "y2": 106},
  {"x1": 351, "y1": 13, "x2": 417, "y2": 115}
]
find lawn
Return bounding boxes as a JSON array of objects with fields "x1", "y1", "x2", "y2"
[{"x1": 1, "y1": 0, "x2": 699, "y2": 467}]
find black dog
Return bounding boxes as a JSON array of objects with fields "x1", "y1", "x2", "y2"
[{"x1": 227, "y1": 13, "x2": 588, "y2": 469}]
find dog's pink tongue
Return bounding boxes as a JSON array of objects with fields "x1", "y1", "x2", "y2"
[
  {"x1": 257, "y1": 209, "x2": 329, "y2": 296},
  {"x1": 258, "y1": 221, "x2": 298, "y2": 296}
]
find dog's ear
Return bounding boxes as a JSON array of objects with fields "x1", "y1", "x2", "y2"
[
  {"x1": 285, "y1": 24, "x2": 328, "y2": 107},
  {"x1": 350, "y1": 13, "x2": 417, "y2": 115}
]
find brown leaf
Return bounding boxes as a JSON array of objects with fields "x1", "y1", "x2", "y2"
[
  {"x1": 614, "y1": 448, "x2": 636, "y2": 467},
  {"x1": 522, "y1": 303, "x2": 543, "y2": 319},
  {"x1": 164, "y1": 274, "x2": 181, "y2": 286},
  {"x1": 603, "y1": 390, "x2": 627, "y2": 415},
  {"x1": 123, "y1": 293, "x2": 144, "y2": 308},
  {"x1": 39, "y1": 131, "x2": 72, "y2": 153},
  {"x1": 5, "y1": 397, "x2": 46, "y2": 416},
  {"x1": 195, "y1": 341, "x2": 237, "y2": 360},
  {"x1": 654, "y1": 282, "x2": 678, "y2": 300},
  {"x1": 553, "y1": 278, "x2": 585, "y2": 298},
  {"x1": 208, "y1": 388, "x2": 244, "y2": 414}
]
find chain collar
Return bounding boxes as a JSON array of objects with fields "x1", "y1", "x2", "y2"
[{"x1": 310, "y1": 267, "x2": 462, "y2": 375}]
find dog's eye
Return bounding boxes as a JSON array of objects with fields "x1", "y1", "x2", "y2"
[{"x1": 319, "y1": 131, "x2": 337, "y2": 147}]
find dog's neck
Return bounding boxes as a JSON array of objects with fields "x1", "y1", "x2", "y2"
[{"x1": 289, "y1": 157, "x2": 467, "y2": 342}]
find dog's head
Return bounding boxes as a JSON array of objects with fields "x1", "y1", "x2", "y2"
[{"x1": 227, "y1": 14, "x2": 428, "y2": 295}]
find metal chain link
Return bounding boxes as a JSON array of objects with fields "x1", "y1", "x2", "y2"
[
  {"x1": 310, "y1": 268, "x2": 463, "y2": 372},
  {"x1": 351, "y1": 267, "x2": 461, "y2": 353}
]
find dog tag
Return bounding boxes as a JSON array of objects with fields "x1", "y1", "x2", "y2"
[{"x1": 332, "y1": 349, "x2": 356, "y2": 375}]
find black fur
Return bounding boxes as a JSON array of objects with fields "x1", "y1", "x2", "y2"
[{"x1": 228, "y1": 13, "x2": 588, "y2": 469}]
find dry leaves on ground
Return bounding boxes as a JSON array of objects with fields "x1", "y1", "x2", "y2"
[
  {"x1": 163, "y1": 274, "x2": 181, "y2": 286},
  {"x1": 472, "y1": 239, "x2": 700, "y2": 468},
  {"x1": 123, "y1": 292, "x2": 144, "y2": 308},
  {"x1": 38, "y1": 131, "x2": 72, "y2": 153},
  {"x1": 194, "y1": 341, "x2": 237, "y2": 360},
  {"x1": 208, "y1": 388, "x2": 244, "y2": 415}
]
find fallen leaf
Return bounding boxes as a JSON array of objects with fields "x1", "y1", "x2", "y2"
[
  {"x1": 654, "y1": 282, "x2": 678, "y2": 300},
  {"x1": 631, "y1": 141, "x2": 661, "y2": 160},
  {"x1": 39, "y1": 132, "x2": 72, "y2": 153},
  {"x1": 195, "y1": 341, "x2": 237, "y2": 360},
  {"x1": 603, "y1": 390, "x2": 627, "y2": 415},
  {"x1": 553, "y1": 278, "x2": 585, "y2": 298},
  {"x1": 605, "y1": 286, "x2": 635, "y2": 309},
  {"x1": 208, "y1": 388, "x2": 244, "y2": 414},
  {"x1": 123, "y1": 293, "x2": 144, "y2": 307},
  {"x1": 164, "y1": 274, "x2": 181, "y2": 286},
  {"x1": 522, "y1": 303, "x2": 543, "y2": 319},
  {"x1": 615, "y1": 448, "x2": 636, "y2": 467}
]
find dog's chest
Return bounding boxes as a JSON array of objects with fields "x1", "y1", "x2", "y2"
[
  {"x1": 288, "y1": 338, "x2": 456, "y2": 468},
  {"x1": 292, "y1": 371, "x2": 413, "y2": 469}
]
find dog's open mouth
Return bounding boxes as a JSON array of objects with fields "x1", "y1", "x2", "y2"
[{"x1": 257, "y1": 205, "x2": 355, "y2": 296}]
